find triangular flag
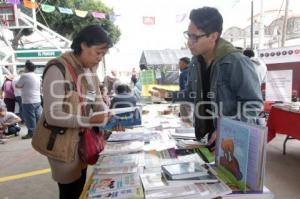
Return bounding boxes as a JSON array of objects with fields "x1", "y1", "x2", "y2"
[
  {"x1": 75, "y1": 9, "x2": 88, "y2": 18},
  {"x1": 6, "y1": 0, "x2": 21, "y2": 4},
  {"x1": 23, "y1": 0, "x2": 38, "y2": 9},
  {"x1": 58, "y1": 7, "x2": 73, "y2": 15},
  {"x1": 91, "y1": 12, "x2": 106, "y2": 19},
  {"x1": 41, "y1": 4, "x2": 56, "y2": 13},
  {"x1": 176, "y1": 13, "x2": 187, "y2": 23},
  {"x1": 143, "y1": 16, "x2": 155, "y2": 25}
]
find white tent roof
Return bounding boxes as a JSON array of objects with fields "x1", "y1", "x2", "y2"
[{"x1": 139, "y1": 49, "x2": 191, "y2": 66}]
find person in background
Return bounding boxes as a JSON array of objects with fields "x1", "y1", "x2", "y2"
[
  {"x1": 178, "y1": 57, "x2": 193, "y2": 123},
  {"x1": 110, "y1": 84, "x2": 137, "y2": 109},
  {"x1": 12, "y1": 69, "x2": 25, "y2": 121},
  {"x1": 103, "y1": 70, "x2": 119, "y2": 95},
  {"x1": 1, "y1": 75, "x2": 15, "y2": 112},
  {"x1": 150, "y1": 7, "x2": 262, "y2": 150},
  {"x1": 0, "y1": 100, "x2": 21, "y2": 144},
  {"x1": 178, "y1": 57, "x2": 190, "y2": 91},
  {"x1": 100, "y1": 84, "x2": 111, "y2": 107},
  {"x1": 131, "y1": 73, "x2": 142, "y2": 101},
  {"x1": 16, "y1": 60, "x2": 42, "y2": 139},
  {"x1": 0, "y1": 66, "x2": 12, "y2": 94},
  {"x1": 31, "y1": 25, "x2": 112, "y2": 199},
  {"x1": 243, "y1": 49, "x2": 267, "y2": 85}
]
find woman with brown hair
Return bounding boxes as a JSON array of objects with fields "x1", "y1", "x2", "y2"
[{"x1": 32, "y1": 25, "x2": 112, "y2": 199}]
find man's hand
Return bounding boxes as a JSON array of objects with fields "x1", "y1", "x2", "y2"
[
  {"x1": 207, "y1": 131, "x2": 217, "y2": 152},
  {"x1": 149, "y1": 87, "x2": 171, "y2": 99},
  {"x1": 208, "y1": 131, "x2": 217, "y2": 145}
]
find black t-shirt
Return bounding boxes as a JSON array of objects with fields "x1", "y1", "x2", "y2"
[{"x1": 194, "y1": 57, "x2": 215, "y2": 141}]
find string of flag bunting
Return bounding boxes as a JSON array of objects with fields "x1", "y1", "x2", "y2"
[{"x1": 4, "y1": 0, "x2": 188, "y2": 25}]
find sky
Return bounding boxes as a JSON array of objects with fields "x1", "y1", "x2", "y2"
[{"x1": 102, "y1": 0, "x2": 300, "y2": 70}]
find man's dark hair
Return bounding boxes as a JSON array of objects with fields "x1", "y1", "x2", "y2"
[
  {"x1": 116, "y1": 84, "x2": 131, "y2": 94},
  {"x1": 25, "y1": 60, "x2": 36, "y2": 72},
  {"x1": 179, "y1": 57, "x2": 191, "y2": 65},
  {"x1": 71, "y1": 25, "x2": 112, "y2": 55},
  {"x1": 189, "y1": 7, "x2": 223, "y2": 35},
  {"x1": 243, "y1": 49, "x2": 255, "y2": 58}
]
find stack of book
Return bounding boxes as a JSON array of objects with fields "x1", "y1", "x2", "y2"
[{"x1": 140, "y1": 172, "x2": 232, "y2": 199}]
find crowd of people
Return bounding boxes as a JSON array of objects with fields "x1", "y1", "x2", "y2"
[{"x1": 0, "y1": 5, "x2": 268, "y2": 199}]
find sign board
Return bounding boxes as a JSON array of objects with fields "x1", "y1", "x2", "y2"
[
  {"x1": 266, "y1": 70, "x2": 293, "y2": 102},
  {"x1": 15, "y1": 50, "x2": 61, "y2": 59}
]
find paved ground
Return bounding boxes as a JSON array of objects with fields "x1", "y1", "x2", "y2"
[{"x1": 0, "y1": 116, "x2": 300, "y2": 199}]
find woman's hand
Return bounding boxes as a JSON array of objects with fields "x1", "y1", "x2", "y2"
[
  {"x1": 113, "y1": 123, "x2": 125, "y2": 132},
  {"x1": 89, "y1": 112, "x2": 111, "y2": 124}
]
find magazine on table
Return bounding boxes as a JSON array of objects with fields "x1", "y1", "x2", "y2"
[
  {"x1": 139, "y1": 173, "x2": 168, "y2": 191},
  {"x1": 89, "y1": 173, "x2": 140, "y2": 197},
  {"x1": 95, "y1": 153, "x2": 143, "y2": 169},
  {"x1": 94, "y1": 165, "x2": 139, "y2": 175},
  {"x1": 100, "y1": 141, "x2": 144, "y2": 155},
  {"x1": 88, "y1": 187, "x2": 144, "y2": 199}
]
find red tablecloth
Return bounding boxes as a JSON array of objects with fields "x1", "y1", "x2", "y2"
[{"x1": 267, "y1": 107, "x2": 300, "y2": 142}]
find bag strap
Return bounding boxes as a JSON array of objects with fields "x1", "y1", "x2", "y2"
[
  {"x1": 62, "y1": 58, "x2": 88, "y2": 117},
  {"x1": 42, "y1": 61, "x2": 69, "y2": 151}
]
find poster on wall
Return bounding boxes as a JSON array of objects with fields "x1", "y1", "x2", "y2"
[{"x1": 266, "y1": 70, "x2": 293, "y2": 102}]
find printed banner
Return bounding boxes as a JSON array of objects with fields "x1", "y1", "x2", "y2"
[
  {"x1": 6, "y1": 0, "x2": 21, "y2": 4},
  {"x1": 23, "y1": 0, "x2": 38, "y2": 9},
  {"x1": 75, "y1": 9, "x2": 88, "y2": 18},
  {"x1": 58, "y1": 7, "x2": 73, "y2": 15},
  {"x1": 143, "y1": 16, "x2": 155, "y2": 25},
  {"x1": 91, "y1": 11, "x2": 106, "y2": 19},
  {"x1": 41, "y1": 4, "x2": 56, "y2": 13}
]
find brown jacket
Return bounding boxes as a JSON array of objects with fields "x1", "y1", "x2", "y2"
[{"x1": 32, "y1": 52, "x2": 103, "y2": 163}]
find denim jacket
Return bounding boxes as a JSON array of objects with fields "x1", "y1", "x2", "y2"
[{"x1": 173, "y1": 38, "x2": 263, "y2": 139}]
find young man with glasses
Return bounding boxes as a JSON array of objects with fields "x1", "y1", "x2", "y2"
[{"x1": 150, "y1": 7, "x2": 263, "y2": 150}]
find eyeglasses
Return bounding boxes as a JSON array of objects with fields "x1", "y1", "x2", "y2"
[{"x1": 183, "y1": 31, "x2": 208, "y2": 43}]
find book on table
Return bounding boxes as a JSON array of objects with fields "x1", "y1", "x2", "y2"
[
  {"x1": 161, "y1": 162, "x2": 208, "y2": 180},
  {"x1": 162, "y1": 170, "x2": 219, "y2": 184},
  {"x1": 214, "y1": 117, "x2": 268, "y2": 193}
]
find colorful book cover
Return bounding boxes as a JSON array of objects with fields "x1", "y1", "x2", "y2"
[
  {"x1": 104, "y1": 109, "x2": 142, "y2": 129},
  {"x1": 89, "y1": 174, "x2": 139, "y2": 196},
  {"x1": 216, "y1": 118, "x2": 250, "y2": 191}
]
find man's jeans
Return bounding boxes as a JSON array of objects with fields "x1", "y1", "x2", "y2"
[{"x1": 22, "y1": 103, "x2": 42, "y2": 135}]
